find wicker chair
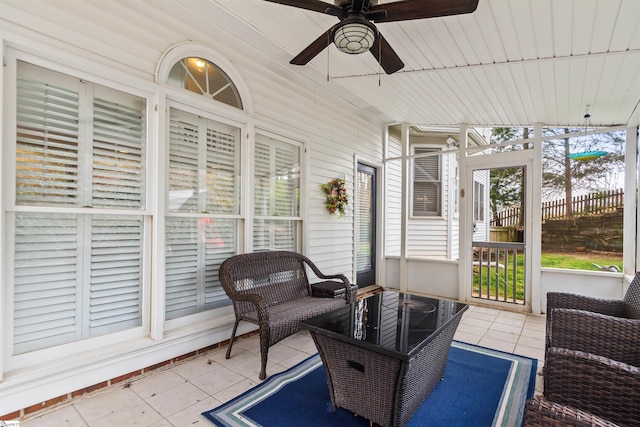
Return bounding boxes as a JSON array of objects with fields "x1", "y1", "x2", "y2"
[
  {"x1": 527, "y1": 347, "x2": 640, "y2": 427},
  {"x1": 219, "y1": 251, "x2": 353, "y2": 380},
  {"x1": 545, "y1": 272, "x2": 640, "y2": 364},
  {"x1": 524, "y1": 398, "x2": 620, "y2": 427}
]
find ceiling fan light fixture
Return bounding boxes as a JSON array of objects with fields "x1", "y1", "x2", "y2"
[{"x1": 333, "y1": 19, "x2": 377, "y2": 54}]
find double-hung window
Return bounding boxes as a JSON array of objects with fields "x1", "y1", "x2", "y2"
[
  {"x1": 165, "y1": 108, "x2": 240, "y2": 320},
  {"x1": 11, "y1": 61, "x2": 146, "y2": 354},
  {"x1": 412, "y1": 147, "x2": 442, "y2": 217},
  {"x1": 253, "y1": 134, "x2": 301, "y2": 251}
]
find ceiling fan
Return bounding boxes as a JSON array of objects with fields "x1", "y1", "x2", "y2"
[{"x1": 263, "y1": 0, "x2": 480, "y2": 74}]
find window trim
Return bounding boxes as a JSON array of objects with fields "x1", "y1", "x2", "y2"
[
  {"x1": 410, "y1": 145, "x2": 443, "y2": 218},
  {"x1": 156, "y1": 42, "x2": 254, "y2": 115},
  {"x1": 4, "y1": 55, "x2": 153, "y2": 371}
]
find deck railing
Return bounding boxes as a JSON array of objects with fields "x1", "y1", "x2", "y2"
[{"x1": 472, "y1": 241, "x2": 525, "y2": 305}]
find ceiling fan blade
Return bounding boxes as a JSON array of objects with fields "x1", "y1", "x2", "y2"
[
  {"x1": 262, "y1": 0, "x2": 343, "y2": 15},
  {"x1": 370, "y1": 0, "x2": 479, "y2": 23},
  {"x1": 290, "y1": 29, "x2": 333, "y2": 65},
  {"x1": 370, "y1": 34, "x2": 404, "y2": 74}
]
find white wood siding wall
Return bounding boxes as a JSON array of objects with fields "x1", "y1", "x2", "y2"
[
  {"x1": 385, "y1": 128, "x2": 403, "y2": 256},
  {"x1": 0, "y1": 1, "x2": 386, "y2": 414},
  {"x1": 407, "y1": 136, "x2": 452, "y2": 259}
]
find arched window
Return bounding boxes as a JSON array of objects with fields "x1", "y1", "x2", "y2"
[{"x1": 167, "y1": 57, "x2": 242, "y2": 109}]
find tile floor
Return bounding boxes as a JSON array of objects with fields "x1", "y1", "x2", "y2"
[{"x1": 19, "y1": 304, "x2": 546, "y2": 427}]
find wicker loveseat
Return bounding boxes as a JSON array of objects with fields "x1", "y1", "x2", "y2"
[{"x1": 219, "y1": 250, "x2": 354, "y2": 380}]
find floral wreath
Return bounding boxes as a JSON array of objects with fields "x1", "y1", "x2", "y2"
[{"x1": 320, "y1": 178, "x2": 348, "y2": 217}]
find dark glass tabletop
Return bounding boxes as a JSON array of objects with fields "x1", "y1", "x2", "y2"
[{"x1": 301, "y1": 291, "x2": 468, "y2": 360}]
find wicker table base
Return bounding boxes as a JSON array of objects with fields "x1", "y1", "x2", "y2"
[{"x1": 304, "y1": 292, "x2": 466, "y2": 427}]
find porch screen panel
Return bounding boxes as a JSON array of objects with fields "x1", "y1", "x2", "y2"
[
  {"x1": 166, "y1": 108, "x2": 239, "y2": 320},
  {"x1": 12, "y1": 62, "x2": 147, "y2": 355},
  {"x1": 413, "y1": 148, "x2": 441, "y2": 216},
  {"x1": 253, "y1": 134, "x2": 301, "y2": 252}
]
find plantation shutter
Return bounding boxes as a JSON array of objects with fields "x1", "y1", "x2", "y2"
[
  {"x1": 88, "y1": 215, "x2": 143, "y2": 335},
  {"x1": 16, "y1": 77, "x2": 80, "y2": 206},
  {"x1": 413, "y1": 148, "x2": 441, "y2": 216},
  {"x1": 13, "y1": 213, "x2": 79, "y2": 354},
  {"x1": 165, "y1": 217, "x2": 200, "y2": 319},
  {"x1": 92, "y1": 93, "x2": 145, "y2": 209},
  {"x1": 12, "y1": 62, "x2": 146, "y2": 354},
  {"x1": 253, "y1": 141, "x2": 271, "y2": 249},
  {"x1": 169, "y1": 110, "x2": 199, "y2": 212},
  {"x1": 206, "y1": 126, "x2": 240, "y2": 214},
  {"x1": 166, "y1": 109, "x2": 238, "y2": 320},
  {"x1": 253, "y1": 135, "x2": 300, "y2": 251}
]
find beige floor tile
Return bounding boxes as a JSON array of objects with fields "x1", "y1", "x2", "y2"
[
  {"x1": 489, "y1": 321, "x2": 523, "y2": 335},
  {"x1": 495, "y1": 311, "x2": 527, "y2": 327},
  {"x1": 170, "y1": 356, "x2": 222, "y2": 381},
  {"x1": 88, "y1": 399, "x2": 163, "y2": 427},
  {"x1": 514, "y1": 343, "x2": 545, "y2": 362},
  {"x1": 456, "y1": 322, "x2": 489, "y2": 337},
  {"x1": 453, "y1": 331, "x2": 482, "y2": 345},
  {"x1": 520, "y1": 327, "x2": 545, "y2": 340},
  {"x1": 484, "y1": 329, "x2": 520, "y2": 344},
  {"x1": 145, "y1": 382, "x2": 209, "y2": 418},
  {"x1": 478, "y1": 336, "x2": 516, "y2": 353},
  {"x1": 130, "y1": 370, "x2": 189, "y2": 399},
  {"x1": 212, "y1": 378, "x2": 258, "y2": 404},
  {"x1": 189, "y1": 364, "x2": 246, "y2": 396},
  {"x1": 517, "y1": 334, "x2": 545, "y2": 350},
  {"x1": 216, "y1": 349, "x2": 262, "y2": 377},
  {"x1": 460, "y1": 316, "x2": 494, "y2": 330},
  {"x1": 164, "y1": 396, "x2": 221, "y2": 427},
  {"x1": 74, "y1": 386, "x2": 142, "y2": 422},
  {"x1": 22, "y1": 405, "x2": 88, "y2": 427}
]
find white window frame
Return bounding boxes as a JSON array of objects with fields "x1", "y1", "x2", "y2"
[
  {"x1": 410, "y1": 146, "x2": 443, "y2": 218},
  {"x1": 253, "y1": 131, "x2": 304, "y2": 253},
  {"x1": 163, "y1": 100, "x2": 246, "y2": 330},
  {"x1": 2, "y1": 51, "x2": 154, "y2": 371}
]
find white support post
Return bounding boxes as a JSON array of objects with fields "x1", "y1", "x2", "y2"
[
  {"x1": 400, "y1": 123, "x2": 410, "y2": 292},
  {"x1": 530, "y1": 123, "x2": 543, "y2": 315}
]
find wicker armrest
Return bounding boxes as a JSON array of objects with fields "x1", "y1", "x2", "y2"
[
  {"x1": 547, "y1": 292, "x2": 627, "y2": 316},
  {"x1": 544, "y1": 347, "x2": 640, "y2": 426},
  {"x1": 548, "y1": 309, "x2": 640, "y2": 366},
  {"x1": 524, "y1": 397, "x2": 620, "y2": 427}
]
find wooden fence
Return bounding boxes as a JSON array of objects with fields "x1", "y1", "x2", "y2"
[{"x1": 491, "y1": 189, "x2": 624, "y2": 226}]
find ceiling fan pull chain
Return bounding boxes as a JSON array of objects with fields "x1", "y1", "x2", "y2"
[
  {"x1": 378, "y1": 39, "x2": 382, "y2": 86},
  {"x1": 327, "y1": 30, "x2": 331, "y2": 82}
]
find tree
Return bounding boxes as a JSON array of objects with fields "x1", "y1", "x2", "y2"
[
  {"x1": 488, "y1": 128, "x2": 526, "y2": 226},
  {"x1": 542, "y1": 128, "x2": 625, "y2": 213}
]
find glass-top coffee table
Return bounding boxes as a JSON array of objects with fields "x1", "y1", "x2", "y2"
[{"x1": 300, "y1": 291, "x2": 468, "y2": 427}]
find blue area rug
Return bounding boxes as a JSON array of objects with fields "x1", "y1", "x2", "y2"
[{"x1": 202, "y1": 341, "x2": 537, "y2": 427}]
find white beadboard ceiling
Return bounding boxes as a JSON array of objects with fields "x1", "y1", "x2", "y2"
[
  {"x1": 3, "y1": 0, "x2": 639, "y2": 128},
  {"x1": 212, "y1": 0, "x2": 640, "y2": 128}
]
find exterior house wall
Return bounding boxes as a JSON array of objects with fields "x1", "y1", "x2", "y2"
[{"x1": 0, "y1": 2, "x2": 386, "y2": 416}]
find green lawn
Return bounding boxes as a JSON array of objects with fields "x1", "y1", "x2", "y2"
[{"x1": 472, "y1": 251, "x2": 623, "y2": 302}]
